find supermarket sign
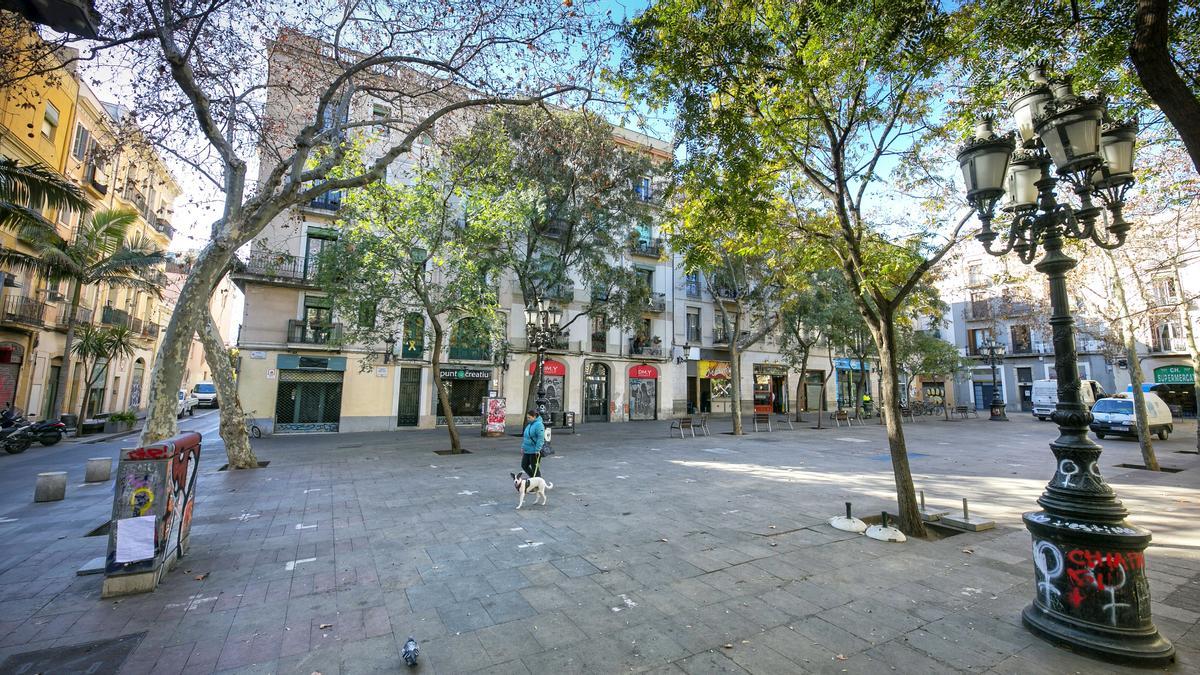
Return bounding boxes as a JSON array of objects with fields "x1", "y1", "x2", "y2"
[{"x1": 1154, "y1": 365, "x2": 1195, "y2": 384}]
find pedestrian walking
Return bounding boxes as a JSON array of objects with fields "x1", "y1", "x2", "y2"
[{"x1": 521, "y1": 409, "x2": 545, "y2": 478}]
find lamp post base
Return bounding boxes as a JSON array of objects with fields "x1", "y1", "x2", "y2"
[
  {"x1": 989, "y1": 402, "x2": 1009, "y2": 421},
  {"x1": 1022, "y1": 603, "x2": 1175, "y2": 666},
  {"x1": 1023, "y1": 511, "x2": 1174, "y2": 666}
]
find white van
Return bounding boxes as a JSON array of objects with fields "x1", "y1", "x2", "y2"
[
  {"x1": 1031, "y1": 379, "x2": 1106, "y2": 420},
  {"x1": 1090, "y1": 393, "x2": 1174, "y2": 440}
]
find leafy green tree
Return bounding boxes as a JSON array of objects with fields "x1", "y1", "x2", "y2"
[
  {"x1": 452, "y1": 107, "x2": 660, "y2": 409},
  {"x1": 71, "y1": 324, "x2": 137, "y2": 434},
  {"x1": 13, "y1": 208, "x2": 164, "y2": 421},
  {"x1": 778, "y1": 270, "x2": 857, "y2": 424},
  {"x1": 896, "y1": 328, "x2": 971, "y2": 418},
  {"x1": 622, "y1": 0, "x2": 966, "y2": 536},
  {"x1": 951, "y1": 0, "x2": 1200, "y2": 174},
  {"x1": 317, "y1": 159, "x2": 512, "y2": 453},
  {"x1": 668, "y1": 161, "x2": 788, "y2": 433}
]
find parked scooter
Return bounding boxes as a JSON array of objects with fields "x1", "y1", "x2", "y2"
[
  {"x1": 28, "y1": 419, "x2": 67, "y2": 446},
  {"x1": 0, "y1": 414, "x2": 34, "y2": 454}
]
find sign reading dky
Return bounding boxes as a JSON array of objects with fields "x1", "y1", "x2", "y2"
[{"x1": 629, "y1": 364, "x2": 659, "y2": 379}]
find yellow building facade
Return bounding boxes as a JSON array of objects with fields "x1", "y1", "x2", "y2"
[{"x1": 0, "y1": 25, "x2": 179, "y2": 424}]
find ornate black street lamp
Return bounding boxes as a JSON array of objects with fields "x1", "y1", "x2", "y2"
[
  {"x1": 524, "y1": 297, "x2": 563, "y2": 423},
  {"x1": 981, "y1": 338, "x2": 1008, "y2": 421},
  {"x1": 958, "y1": 65, "x2": 1172, "y2": 664}
]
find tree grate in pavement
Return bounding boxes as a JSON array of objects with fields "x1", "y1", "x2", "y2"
[
  {"x1": 1113, "y1": 463, "x2": 1184, "y2": 473},
  {"x1": 0, "y1": 632, "x2": 146, "y2": 673},
  {"x1": 217, "y1": 460, "x2": 270, "y2": 471}
]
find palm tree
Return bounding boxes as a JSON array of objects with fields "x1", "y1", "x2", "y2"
[
  {"x1": 0, "y1": 157, "x2": 91, "y2": 239},
  {"x1": 30, "y1": 208, "x2": 165, "y2": 420},
  {"x1": 71, "y1": 324, "x2": 137, "y2": 433}
]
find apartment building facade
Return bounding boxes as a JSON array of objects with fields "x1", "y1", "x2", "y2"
[
  {"x1": 231, "y1": 33, "x2": 850, "y2": 435},
  {"x1": 0, "y1": 27, "x2": 179, "y2": 421},
  {"x1": 936, "y1": 241, "x2": 1199, "y2": 417}
]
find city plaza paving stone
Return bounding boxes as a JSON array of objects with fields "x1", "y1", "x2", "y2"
[{"x1": 0, "y1": 412, "x2": 1197, "y2": 674}]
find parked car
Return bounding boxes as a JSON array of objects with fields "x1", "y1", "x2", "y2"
[
  {"x1": 177, "y1": 389, "x2": 199, "y2": 418},
  {"x1": 1031, "y1": 378, "x2": 1106, "y2": 420},
  {"x1": 192, "y1": 382, "x2": 218, "y2": 408},
  {"x1": 1090, "y1": 393, "x2": 1174, "y2": 440}
]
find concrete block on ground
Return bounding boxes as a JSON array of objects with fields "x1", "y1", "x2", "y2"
[
  {"x1": 34, "y1": 471, "x2": 67, "y2": 502},
  {"x1": 85, "y1": 457, "x2": 112, "y2": 483}
]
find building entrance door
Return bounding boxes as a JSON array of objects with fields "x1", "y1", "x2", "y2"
[
  {"x1": 397, "y1": 367, "x2": 421, "y2": 426},
  {"x1": 584, "y1": 363, "x2": 609, "y2": 422}
]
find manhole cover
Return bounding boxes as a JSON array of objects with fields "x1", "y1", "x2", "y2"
[{"x1": 0, "y1": 632, "x2": 145, "y2": 673}]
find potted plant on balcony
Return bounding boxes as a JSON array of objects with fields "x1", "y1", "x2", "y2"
[{"x1": 103, "y1": 409, "x2": 138, "y2": 434}]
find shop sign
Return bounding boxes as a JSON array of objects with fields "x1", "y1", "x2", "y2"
[
  {"x1": 440, "y1": 367, "x2": 491, "y2": 380},
  {"x1": 249, "y1": 350, "x2": 266, "y2": 359},
  {"x1": 528, "y1": 359, "x2": 567, "y2": 376},
  {"x1": 629, "y1": 364, "x2": 659, "y2": 379},
  {"x1": 754, "y1": 363, "x2": 788, "y2": 376},
  {"x1": 833, "y1": 357, "x2": 870, "y2": 371},
  {"x1": 698, "y1": 360, "x2": 731, "y2": 379},
  {"x1": 1154, "y1": 365, "x2": 1195, "y2": 384}
]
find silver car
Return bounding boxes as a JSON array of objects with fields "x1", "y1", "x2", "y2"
[{"x1": 192, "y1": 382, "x2": 218, "y2": 408}]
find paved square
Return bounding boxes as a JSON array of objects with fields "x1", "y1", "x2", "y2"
[{"x1": 0, "y1": 414, "x2": 1197, "y2": 673}]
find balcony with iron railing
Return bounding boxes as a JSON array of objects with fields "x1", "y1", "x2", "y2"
[
  {"x1": 645, "y1": 292, "x2": 666, "y2": 313},
  {"x1": 629, "y1": 337, "x2": 664, "y2": 357},
  {"x1": 305, "y1": 191, "x2": 343, "y2": 212},
  {"x1": 712, "y1": 285, "x2": 738, "y2": 301},
  {"x1": 630, "y1": 238, "x2": 664, "y2": 258},
  {"x1": 287, "y1": 319, "x2": 343, "y2": 345},
  {"x1": 100, "y1": 306, "x2": 130, "y2": 328},
  {"x1": 1152, "y1": 336, "x2": 1188, "y2": 353},
  {"x1": 591, "y1": 332, "x2": 607, "y2": 353},
  {"x1": 235, "y1": 252, "x2": 319, "y2": 286},
  {"x1": 2, "y1": 296, "x2": 48, "y2": 327},
  {"x1": 54, "y1": 302, "x2": 92, "y2": 328},
  {"x1": 142, "y1": 322, "x2": 160, "y2": 339},
  {"x1": 129, "y1": 316, "x2": 144, "y2": 335},
  {"x1": 447, "y1": 345, "x2": 492, "y2": 361}
]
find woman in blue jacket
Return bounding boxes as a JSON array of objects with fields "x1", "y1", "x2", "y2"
[{"x1": 521, "y1": 409, "x2": 545, "y2": 478}]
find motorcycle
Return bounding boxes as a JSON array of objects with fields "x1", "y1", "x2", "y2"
[
  {"x1": 0, "y1": 415, "x2": 34, "y2": 454},
  {"x1": 28, "y1": 419, "x2": 67, "y2": 446}
]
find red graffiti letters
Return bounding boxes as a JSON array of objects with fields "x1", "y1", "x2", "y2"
[
  {"x1": 1064, "y1": 549, "x2": 1141, "y2": 608},
  {"x1": 126, "y1": 446, "x2": 170, "y2": 460}
]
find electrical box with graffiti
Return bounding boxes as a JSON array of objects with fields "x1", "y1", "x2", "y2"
[{"x1": 101, "y1": 432, "x2": 202, "y2": 598}]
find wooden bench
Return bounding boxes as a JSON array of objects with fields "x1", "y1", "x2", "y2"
[
  {"x1": 752, "y1": 412, "x2": 772, "y2": 432},
  {"x1": 696, "y1": 414, "x2": 711, "y2": 436},
  {"x1": 669, "y1": 417, "x2": 696, "y2": 438}
]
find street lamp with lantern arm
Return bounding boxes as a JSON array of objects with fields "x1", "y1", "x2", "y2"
[
  {"x1": 524, "y1": 296, "x2": 563, "y2": 424},
  {"x1": 981, "y1": 338, "x2": 1008, "y2": 421},
  {"x1": 958, "y1": 64, "x2": 1172, "y2": 664}
]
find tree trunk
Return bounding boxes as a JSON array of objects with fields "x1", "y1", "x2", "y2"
[
  {"x1": 139, "y1": 239, "x2": 239, "y2": 446},
  {"x1": 50, "y1": 281, "x2": 82, "y2": 421},
  {"x1": 430, "y1": 322, "x2": 463, "y2": 452},
  {"x1": 1175, "y1": 266, "x2": 1200, "y2": 453},
  {"x1": 794, "y1": 347, "x2": 810, "y2": 422},
  {"x1": 730, "y1": 340, "x2": 743, "y2": 435},
  {"x1": 1124, "y1": 331, "x2": 1160, "y2": 469},
  {"x1": 1106, "y1": 251, "x2": 1159, "y2": 469},
  {"x1": 1130, "y1": 0, "x2": 1200, "y2": 176},
  {"x1": 199, "y1": 310, "x2": 258, "y2": 468},
  {"x1": 875, "y1": 318, "x2": 926, "y2": 538},
  {"x1": 76, "y1": 359, "x2": 101, "y2": 436}
]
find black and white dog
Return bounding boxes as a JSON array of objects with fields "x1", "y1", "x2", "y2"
[{"x1": 511, "y1": 472, "x2": 553, "y2": 509}]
